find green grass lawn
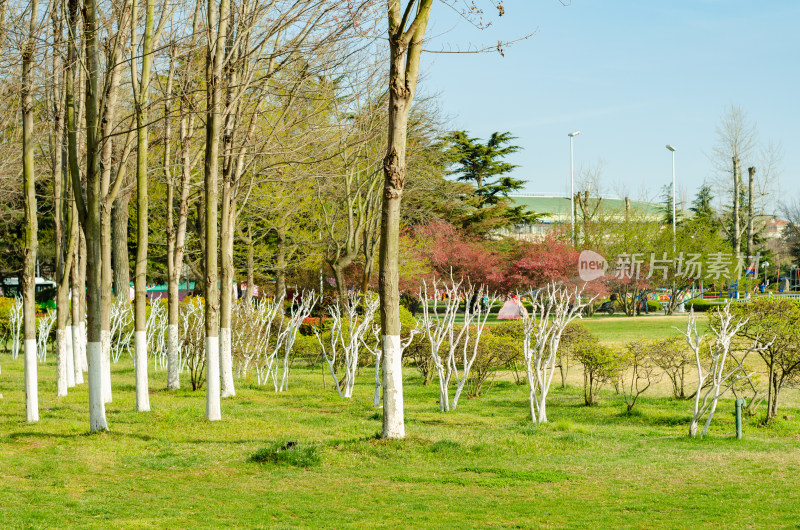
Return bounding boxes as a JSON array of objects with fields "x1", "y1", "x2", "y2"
[
  {"x1": 1, "y1": 339, "x2": 799, "y2": 528},
  {"x1": 581, "y1": 313, "x2": 711, "y2": 345}
]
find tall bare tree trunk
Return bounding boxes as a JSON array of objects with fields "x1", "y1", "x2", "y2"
[
  {"x1": 70, "y1": 220, "x2": 85, "y2": 385},
  {"x1": 732, "y1": 156, "x2": 740, "y2": 253},
  {"x1": 21, "y1": 0, "x2": 40, "y2": 422},
  {"x1": 98, "y1": 29, "x2": 130, "y2": 406},
  {"x1": 131, "y1": 0, "x2": 155, "y2": 412},
  {"x1": 166, "y1": 102, "x2": 193, "y2": 391},
  {"x1": 331, "y1": 263, "x2": 348, "y2": 305},
  {"x1": 112, "y1": 190, "x2": 131, "y2": 300},
  {"x1": 204, "y1": 0, "x2": 228, "y2": 421},
  {"x1": 747, "y1": 166, "x2": 755, "y2": 259},
  {"x1": 66, "y1": 0, "x2": 85, "y2": 386},
  {"x1": 274, "y1": 228, "x2": 286, "y2": 300},
  {"x1": 362, "y1": 181, "x2": 382, "y2": 295},
  {"x1": 379, "y1": 0, "x2": 433, "y2": 439},
  {"x1": 218, "y1": 32, "x2": 239, "y2": 399},
  {"x1": 53, "y1": 9, "x2": 76, "y2": 396},
  {"x1": 165, "y1": 53, "x2": 185, "y2": 391},
  {"x1": 76, "y1": 228, "x2": 88, "y2": 375},
  {"x1": 220, "y1": 149, "x2": 235, "y2": 396},
  {"x1": 79, "y1": 0, "x2": 109, "y2": 431},
  {"x1": 220, "y1": 188, "x2": 236, "y2": 397},
  {"x1": 244, "y1": 224, "x2": 254, "y2": 302}
]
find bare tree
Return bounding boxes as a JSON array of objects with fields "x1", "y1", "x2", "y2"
[
  {"x1": 65, "y1": 0, "x2": 86, "y2": 388},
  {"x1": 680, "y1": 304, "x2": 768, "y2": 438},
  {"x1": 378, "y1": 0, "x2": 435, "y2": 439},
  {"x1": 620, "y1": 340, "x2": 661, "y2": 412},
  {"x1": 418, "y1": 278, "x2": 468, "y2": 412},
  {"x1": 711, "y1": 105, "x2": 777, "y2": 254},
  {"x1": 523, "y1": 283, "x2": 590, "y2": 423},
  {"x1": 130, "y1": 0, "x2": 160, "y2": 412},
  {"x1": 418, "y1": 278, "x2": 498, "y2": 411},
  {"x1": 52, "y1": 2, "x2": 78, "y2": 397},
  {"x1": 650, "y1": 337, "x2": 693, "y2": 399},
  {"x1": 216, "y1": 0, "x2": 356, "y2": 399},
  {"x1": 204, "y1": 0, "x2": 228, "y2": 421},
  {"x1": 164, "y1": 19, "x2": 204, "y2": 391},
  {"x1": 20, "y1": 0, "x2": 41, "y2": 422},
  {"x1": 316, "y1": 293, "x2": 379, "y2": 398},
  {"x1": 75, "y1": 0, "x2": 110, "y2": 431}
]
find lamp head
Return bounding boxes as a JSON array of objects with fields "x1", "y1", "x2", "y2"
[
  {"x1": 568, "y1": 131, "x2": 581, "y2": 137},
  {"x1": 666, "y1": 144, "x2": 676, "y2": 152}
]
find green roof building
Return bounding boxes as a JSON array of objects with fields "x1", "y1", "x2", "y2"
[{"x1": 500, "y1": 194, "x2": 666, "y2": 240}]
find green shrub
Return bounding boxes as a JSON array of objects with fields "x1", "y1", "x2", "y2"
[
  {"x1": 249, "y1": 441, "x2": 320, "y2": 468},
  {"x1": 458, "y1": 331, "x2": 518, "y2": 398},
  {"x1": 686, "y1": 299, "x2": 719, "y2": 312},
  {"x1": 490, "y1": 320, "x2": 524, "y2": 341},
  {"x1": 0, "y1": 297, "x2": 13, "y2": 346},
  {"x1": 292, "y1": 333, "x2": 322, "y2": 365},
  {"x1": 400, "y1": 305, "x2": 435, "y2": 383},
  {"x1": 576, "y1": 338, "x2": 623, "y2": 406},
  {"x1": 550, "y1": 322, "x2": 594, "y2": 388}
]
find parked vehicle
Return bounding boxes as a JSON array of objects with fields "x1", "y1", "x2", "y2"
[
  {"x1": 595, "y1": 299, "x2": 616, "y2": 315},
  {"x1": 1, "y1": 277, "x2": 57, "y2": 311}
]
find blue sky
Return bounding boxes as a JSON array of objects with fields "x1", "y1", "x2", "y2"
[{"x1": 419, "y1": 0, "x2": 798, "y2": 212}]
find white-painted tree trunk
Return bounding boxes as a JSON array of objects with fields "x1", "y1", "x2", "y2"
[
  {"x1": 56, "y1": 329, "x2": 68, "y2": 397},
  {"x1": 25, "y1": 339, "x2": 38, "y2": 422},
  {"x1": 167, "y1": 323, "x2": 180, "y2": 390},
  {"x1": 316, "y1": 294, "x2": 378, "y2": 398},
  {"x1": 134, "y1": 330, "x2": 150, "y2": 411},
  {"x1": 206, "y1": 336, "x2": 221, "y2": 421},
  {"x1": 277, "y1": 293, "x2": 317, "y2": 392},
  {"x1": 10, "y1": 298, "x2": 22, "y2": 360},
  {"x1": 681, "y1": 304, "x2": 765, "y2": 438},
  {"x1": 78, "y1": 321, "x2": 88, "y2": 372},
  {"x1": 373, "y1": 348, "x2": 382, "y2": 408},
  {"x1": 66, "y1": 325, "x2": 75, "y2": 388},
  {"x1": 522, "y1": 284, "x2": 590, "y2": 424},
  {"x1": 72, "y1": 323, "x2": 84, "y2": 384},
  {"x1": 101, "y1": 330, "x2": 112, "y2": 403},
  {"x1": 87, "y1": 341, "x2": 108, "y2": 431},
  {"x1": 538, "y1": 392, "x2": 548, "y2": 423},
  {"x1": 382, "y1": 334, "x2": 404, "y2": 438},
  {"x1": 220, "y1": 327, "x2": 235, "y2": 398}
]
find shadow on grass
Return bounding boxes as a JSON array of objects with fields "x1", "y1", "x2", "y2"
[
  {"x1": 8, "y1": 431, "x2": 85, "y2": 441},
  {"x1": 7, "y1": 429, "x2": 157, "y2": 442}
]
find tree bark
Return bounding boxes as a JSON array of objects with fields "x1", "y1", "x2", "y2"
[
  {"x1": 220, "y1": 165, "x2": 235, "y2": 398},
  {"x1": 52, "y1": 19, "x2": 75, "y2": 396},
  {"x1": 112, "y1": 190, "x2": 131, "y2": 300},
  {"x1": 732, "y1": 156, "x2": 740, "y2": 253},
  {"x1": 131, "y1": 0, "x2": 156, "y2": 412},
  {"x1": 379, "y1": 0, "x2": 433, "y2": 438},
  {"x1": 204, "y1": 0, "x2": 228, "y2": 421},
  {"x1": 97, "y1": 15, "x2": 131, "y2": 405},
  {"x1": 21, "y1": 0, "x2": 39, "y2": 421},
  {"x1": 746, "y1": 166, "x2": 755, "y2": 259},
  {"x1": 165, "y1": 53, "x2": 188, "y2": 392},
  {"x1": 53, "y1": 7, "x2": 76, "y2": 397},
  {"x1": 70, "y1": 221, "x2": 86, "y2": 385},
  {"x1": 766, "y1": 359, "x2": 776, "y2": 419},
  {"x1": 244, "y1": 224, "x2": 254, "y2": 302},
  {"x1": 66, "y1": 0, "x2": 85, "y2": 387},
  {"x1": 80, "y1": 0, "x2": 109, "y2": 431}
]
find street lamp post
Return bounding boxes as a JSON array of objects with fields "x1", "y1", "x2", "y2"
[
  {"x1": 569, "y1": 131, "x2": 580, "y2": 246},
  {"x1": 666, "y1": 145, "x2": 676, "y2": 256}
]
